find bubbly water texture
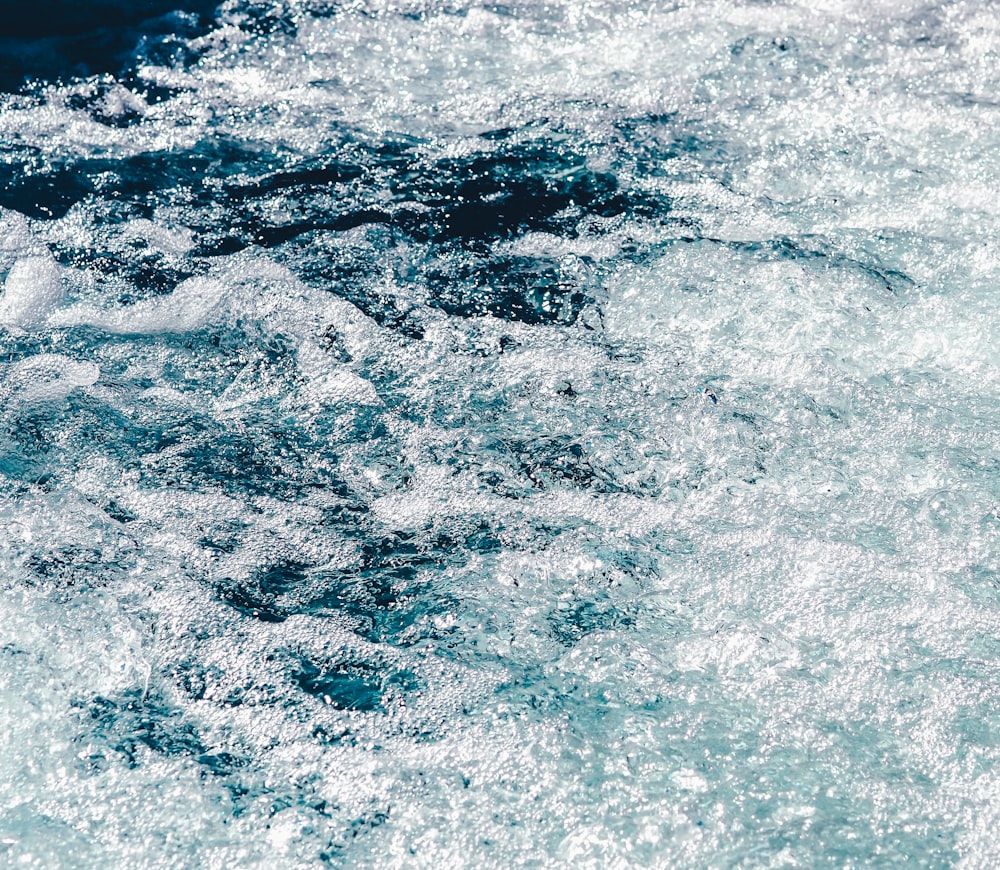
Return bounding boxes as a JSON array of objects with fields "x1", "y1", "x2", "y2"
[{"x1": 1, "y1": 1, "x2": 999, "y2": 866}]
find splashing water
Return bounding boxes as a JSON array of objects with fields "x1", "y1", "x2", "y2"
[{"x1": 1, "y1": 0, "x2": 999, "y2": 866}]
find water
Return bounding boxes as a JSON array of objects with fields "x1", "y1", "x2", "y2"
[{"x1": 1, "y1": 0, "x2": 999, "y2": 866}]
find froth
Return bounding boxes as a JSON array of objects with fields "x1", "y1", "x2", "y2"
[
  {"x1": 1, "y1": 0, "x2": 999, "y2": 867},
  {"x1": 0, "y1": 253, "x2": 63, "y2": 328}
]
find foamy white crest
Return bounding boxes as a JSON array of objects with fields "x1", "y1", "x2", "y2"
[{"x1": 0, "y1": 253, "x2": 63, "y2": 328}]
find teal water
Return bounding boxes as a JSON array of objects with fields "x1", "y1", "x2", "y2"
[{"x1": 1, "y1": 1, "x2": 999, "y2": 866}]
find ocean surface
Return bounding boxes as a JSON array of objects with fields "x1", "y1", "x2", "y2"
[{"x1": 1, "y1": 0, "x2": 999, "y2": 866}]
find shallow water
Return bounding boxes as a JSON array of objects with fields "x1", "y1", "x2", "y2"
[{"x1": 1, "y1": 1, "x2": 999, "y2": 866}]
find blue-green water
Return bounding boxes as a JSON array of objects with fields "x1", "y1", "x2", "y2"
[{"x1": 1, "y1": 1, "x2": 999, "y2": 866}]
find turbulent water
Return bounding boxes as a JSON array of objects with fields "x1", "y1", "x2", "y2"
[{"x1": 1, "y1": 0, "x2": 999, "y2": 866}]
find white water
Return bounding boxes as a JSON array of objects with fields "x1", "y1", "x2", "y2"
[{"x1": 1, "y1": 1, "x2": 999, "y2": 866}]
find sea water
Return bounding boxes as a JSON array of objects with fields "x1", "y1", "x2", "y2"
[{"x1": 0, "y1": 0, "x2": 998, "y2": 866}]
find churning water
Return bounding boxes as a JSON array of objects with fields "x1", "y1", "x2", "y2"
[{"x1": 1, "y1": 0, "x2": 999, "y2": 866}]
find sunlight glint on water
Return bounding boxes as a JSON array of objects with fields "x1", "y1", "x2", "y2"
[{"x1": 1, "y1": 1, "x2": 999, "y2": 866}]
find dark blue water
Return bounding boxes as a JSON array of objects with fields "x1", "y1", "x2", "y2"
[
  {"x1": 2, "y1": 1, "x2": 999, "y2": 866},
  {"x1": 0, "y1": 0, "x2": 219, "y2": 92}
]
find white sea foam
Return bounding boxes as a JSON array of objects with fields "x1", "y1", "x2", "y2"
[
  {"x1": 1, "y1": 353, "x2": 100, "y2": 407},
  {"x1": 0, "y1": 253, "x2": 63, "y2": 328},
  {"x1": 1, "y1": 0, "x2": 999, "y2": 867}
]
